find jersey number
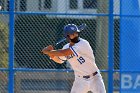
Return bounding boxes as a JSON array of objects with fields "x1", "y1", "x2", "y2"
[{"x1": 77, "y1": 56, "x2": 85, "y2": 64}]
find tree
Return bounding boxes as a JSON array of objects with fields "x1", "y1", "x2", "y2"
[{"x1": 0, "y1": 21, "x2": 8, "y2": 68}]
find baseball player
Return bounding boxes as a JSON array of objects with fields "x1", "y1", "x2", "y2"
[{"x1": 42, "y1": 24, "x2": 106, "y2": 93}]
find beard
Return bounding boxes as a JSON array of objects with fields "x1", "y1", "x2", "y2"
[{"x1": 70, "y1": 36, "x2": 80, "y2": 43}]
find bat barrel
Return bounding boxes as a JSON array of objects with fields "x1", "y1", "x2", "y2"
[{"x1": 78, "y1": 23, "x2": 87, "y2": 31}]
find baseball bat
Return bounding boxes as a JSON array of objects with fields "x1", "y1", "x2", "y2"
[
  {"x1": 55, "y1": 23, "x2": 87, "y2": 47},
  {"x1": 55, "y1": 38, "x2": 66, "y2": 47}
]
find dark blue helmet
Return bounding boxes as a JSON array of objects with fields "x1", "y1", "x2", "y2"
[{"x1": 63, "y1": 24, "x2": 80, "y2": 37}]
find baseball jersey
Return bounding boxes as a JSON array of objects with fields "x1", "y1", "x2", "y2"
[{"x1": 60, "y1": 38, "x2": 99, "y2": 76}]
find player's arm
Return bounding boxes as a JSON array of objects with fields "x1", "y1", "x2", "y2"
[
  {"x1": 42, "y1": 47, "x2": 73, "y2": 56},
  {"x1": 41, "y1": 45, "x2": 73, "y2": 63},
  {"x1": 50, "y1": 56, "x2": 65, "y2": 64}
]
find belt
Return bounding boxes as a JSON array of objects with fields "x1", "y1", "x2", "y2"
[{"x1": 83, "y1": 71, "x2": 98, "y2": 79}]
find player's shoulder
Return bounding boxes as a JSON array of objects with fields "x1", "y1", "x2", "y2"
[
  {"x1": 73, "y1": 38, "x2": 90, "y2": 48},
  {"x1": 63, "y1": 43, "x2": 70, "y2": 49},
  {"x1": 78, "y1": 38, "x2": 92, "y2": 51},
  {"x1": 78, "y1": 38, "x2": 89, "y2": 45}
]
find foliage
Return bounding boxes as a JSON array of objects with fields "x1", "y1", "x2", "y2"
[{"x1": 0, "y1": 21, "x2": 8, "y2": 68}]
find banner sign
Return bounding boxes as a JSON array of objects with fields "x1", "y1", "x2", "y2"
[
  {"x1": 120, "y1": 0, "x2": 140, "y2": 71},
  {"x1": 121, "y1": 73, "x2": 140, "y2": 93}
]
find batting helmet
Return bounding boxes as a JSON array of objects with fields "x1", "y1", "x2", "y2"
[{"x1": 63, "y1": 24, "x2": 80, "y2": 37}]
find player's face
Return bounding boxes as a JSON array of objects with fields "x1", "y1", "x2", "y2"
[
  {"x1": 68, "y1": 32, "x2": 78, "y2": 39},
  {"x1": 66, "y1": 32, "x2": 79, "y2": 43}
]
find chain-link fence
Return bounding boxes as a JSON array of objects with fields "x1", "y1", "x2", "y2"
[{"x1": 0, "y1": 0, "x2": 139, "y2": 93}]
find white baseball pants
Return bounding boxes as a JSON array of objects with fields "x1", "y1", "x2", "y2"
[{"x1": 70, "y1": 73, "x2": 106, "y2": 93}]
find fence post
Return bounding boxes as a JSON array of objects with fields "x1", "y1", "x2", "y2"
[
  {"x1": 108, "y1": 0, "x2": 114, "y2": 93},
  {"x1": 119, "y1": 0, "x2": 122, "y2": 92},
  {"x1": 8, "y1": 0, "x2": 15, "y2": 93}
]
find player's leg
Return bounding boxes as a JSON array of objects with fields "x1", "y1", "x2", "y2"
[
  {"x1": 70, "y1": 77, "x2": 89, "y2": 93},
  {"x1": 90, "y1": 73, "x2": 106, "y2": 93}
]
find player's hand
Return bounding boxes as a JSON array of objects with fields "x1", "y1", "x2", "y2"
[
  {"x1": 46, "y1": 45, "x2": 54, "y2": 58},
  {"x1": 46, "y1": 45, "x2": 54, "y2": 51},
  {"x1": 42, "y1": 45, "x2": 54, "y2": 53},
  {"x1": 41, "y1": 45, "x2": 54, "y2": 58}
]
